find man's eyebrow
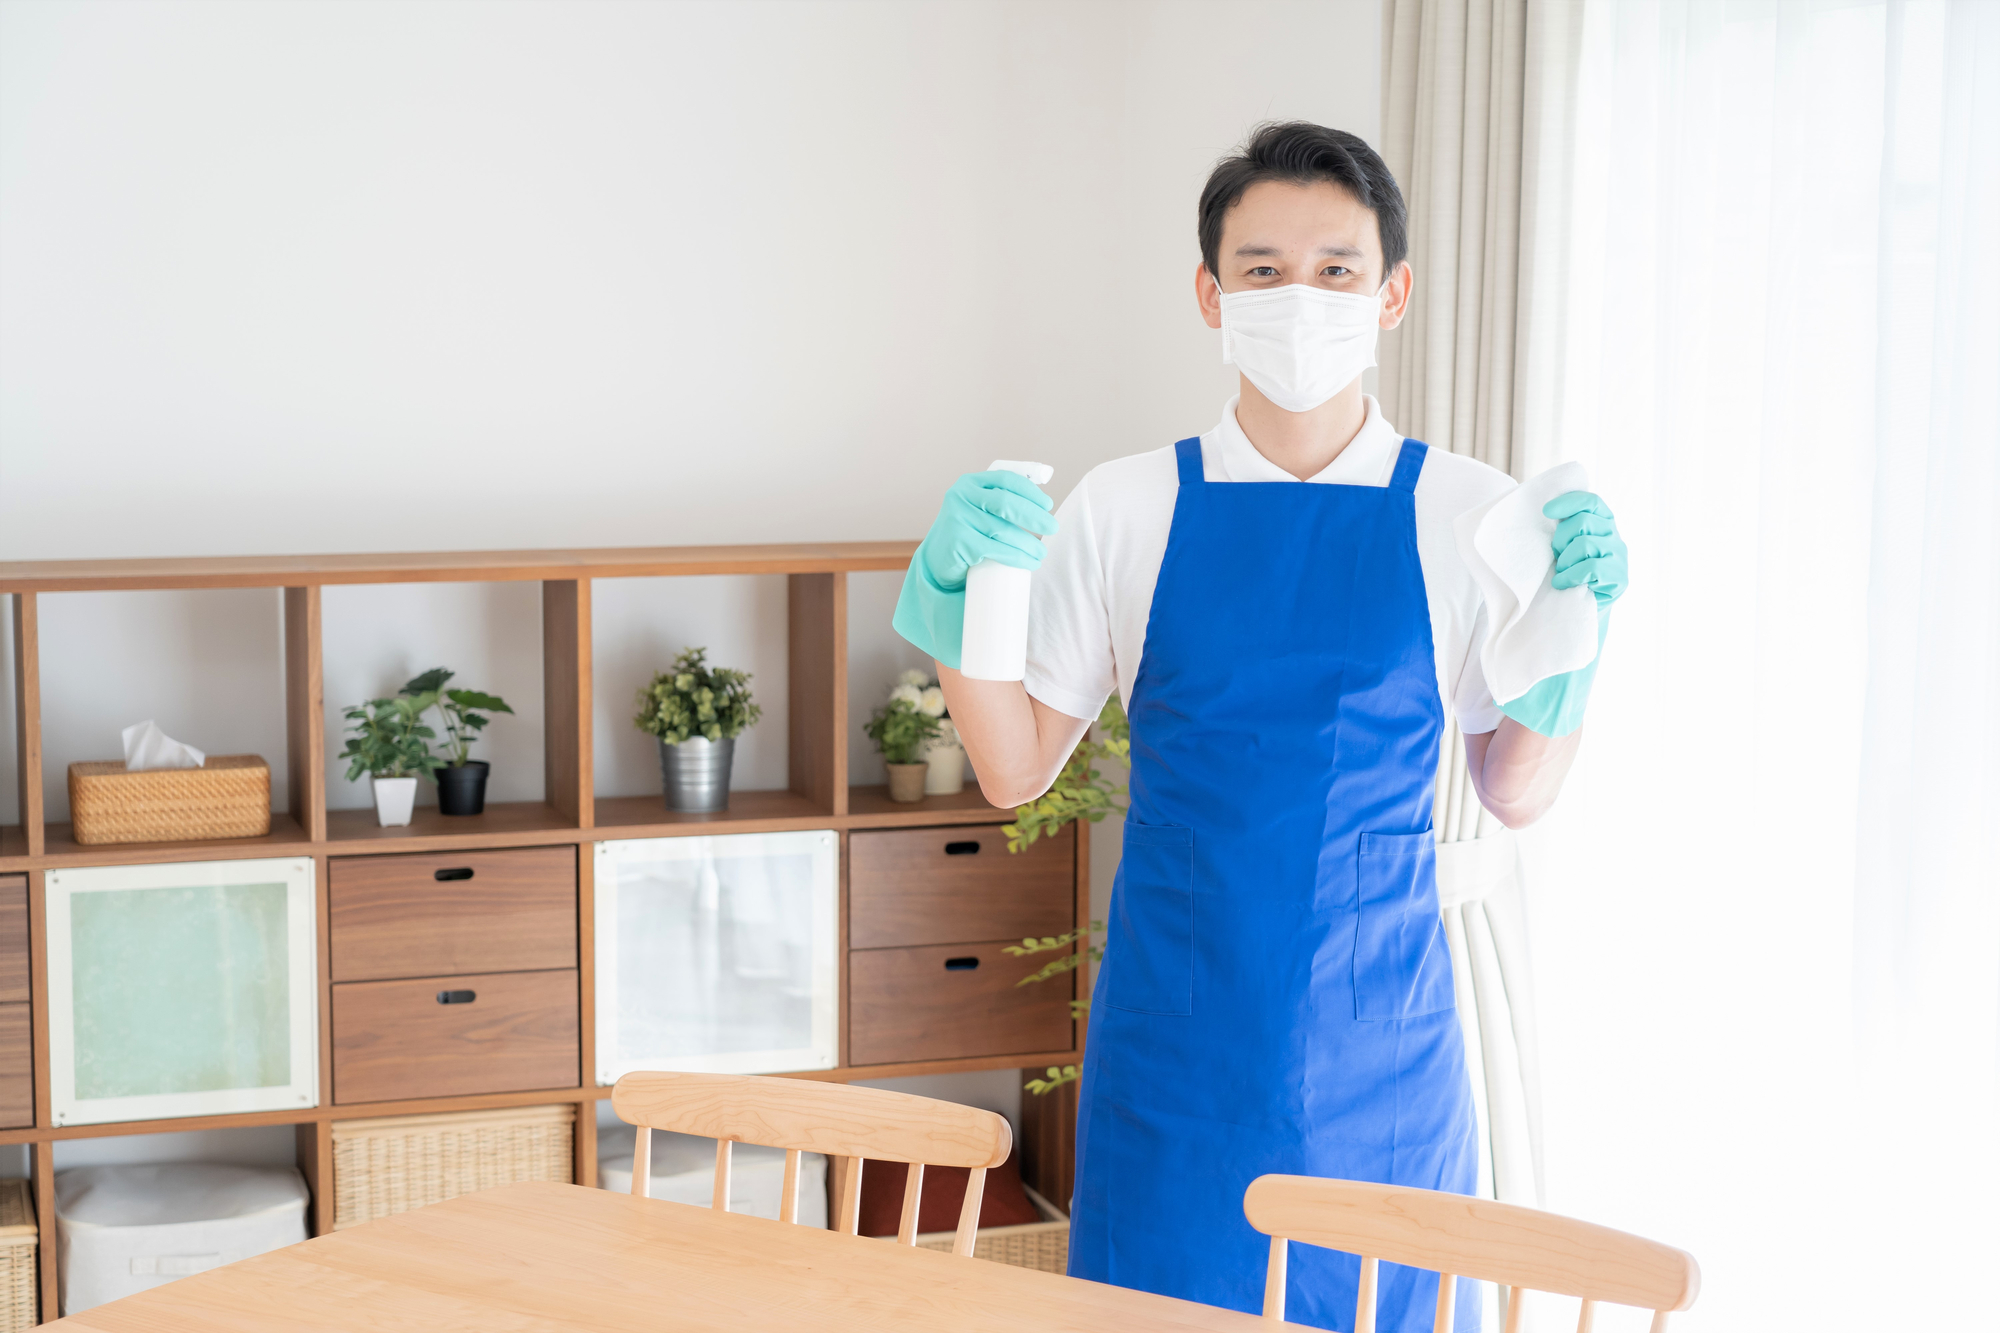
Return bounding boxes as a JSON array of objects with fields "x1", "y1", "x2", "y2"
[
  {"x1": 1233, "y1": 244, "x2": 1284, "y2": 257},
  {"x1": 1231, "y1": 243, "x2": 1368, "y2": 259},
  {"x1": 1316, "y1": 244, "x2": 1366, "y2": 258}
]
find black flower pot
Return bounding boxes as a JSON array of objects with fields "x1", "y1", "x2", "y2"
[{"x1": 435, "y1": 761, "x2": 490, "y2": 816}]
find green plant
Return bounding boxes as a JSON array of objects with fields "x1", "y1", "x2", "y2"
[
  {"x1": 864, "y1": 696, "x2": 941, "y2": 764},
  {"x1": 1004, "y1": 695, "x2": 1129, "y2": 1095},
  {"x1": 402, "y1": 668, "x2": 514, "y2": 767},
  {"x1": 1004, "y1": 695, "x2": 1129, "y2": 851},
  {"x1": 339, "y1": 693, "x2": 443, "y2": 781},
  {"x1": 634, "y1": 647, "x2": 762, "y2": 744}
]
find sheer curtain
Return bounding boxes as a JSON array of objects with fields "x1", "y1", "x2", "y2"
[{"x1": 1520, "y1": 2, "x2": 2000, "y2": 1329}]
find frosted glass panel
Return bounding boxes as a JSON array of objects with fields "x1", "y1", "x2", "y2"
[
  {"x1": 48, "y1": 858, "x2": 318, "y2": 1126},
  {"x1": 596, "y1": 831, "x2": 836, "y2": 1081},
  {"x1": 71, "y1": 883, "x2": 291, "y2": 1099}
]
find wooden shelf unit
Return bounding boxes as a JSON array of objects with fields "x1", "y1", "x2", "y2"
[{"x1": 0, "y1": 545, "x2": 1091, "y2": 1323}]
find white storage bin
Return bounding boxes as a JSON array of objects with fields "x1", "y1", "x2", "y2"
[
  {"x1": 55, "y1": 1163, "x2": 308, "y2": 1316},
  {"x1": 595, "y1": 832, "x2": 839, "y2": 1081},
  {"x1": 596, "y1": 1123, "x2": 828, "y2": 1227}
]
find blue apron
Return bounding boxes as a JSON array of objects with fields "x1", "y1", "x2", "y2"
[{"x1": 1068, "y1": 436, "x2": 1479, "y2": 1331}]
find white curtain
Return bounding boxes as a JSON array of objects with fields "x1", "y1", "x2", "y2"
[{"x1": 1520, "y1": 2, "x2": 2000, "y2": 1330}]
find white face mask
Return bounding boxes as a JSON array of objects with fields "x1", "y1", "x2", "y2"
[{"x1": 1217, "y1": 282, "x2": 1383, "y2": 413}]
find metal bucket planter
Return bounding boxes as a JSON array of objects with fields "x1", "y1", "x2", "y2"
[{"x1": 659, "y1": 736, "x2": 734, "y2": 813}]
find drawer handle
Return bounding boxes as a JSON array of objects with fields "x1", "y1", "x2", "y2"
[
  {"x1": 944, "y1": 841, "x2": 980, "y2": 856},
  {"x1": 436, "y1": 989, "x2": 477, "y2": 1004},
  {"x1": 434, "y1": 868, "x2": 475, "y2": 882},
  {"x1": 944, "y1": 957, "x2": 979, "y2": 972}
]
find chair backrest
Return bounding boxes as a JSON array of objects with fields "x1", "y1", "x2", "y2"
[
  {"x1": 1242, "y1": 1175, "x2": 1699, "y2": 1333},
  {"x1": 612, "y1": 1070, "x2": 1012, "y2": 1255}
]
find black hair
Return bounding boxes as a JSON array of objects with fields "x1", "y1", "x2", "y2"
[{"x1": 1198, "y1": 122, "x2": 1408, "y2": 286}]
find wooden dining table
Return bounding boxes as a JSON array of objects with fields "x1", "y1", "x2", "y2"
[{"x1": 48, "y1": 1180, "x2": 1312, "y2": 1331}]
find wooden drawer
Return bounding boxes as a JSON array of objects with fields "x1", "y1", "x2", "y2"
[
  {"x1": 0, "y1": 877, "x2": 25, "y2": 1005},
  {"x1": 329, "y1": 846, "x2": 577, "y2": 982},
  {"x1": 332, "y1": 969, "x2": 579, "y2": 1104},
  {"x1": 0, "y1": 1004, "x2": 28, "y2": 1128},
  {"x1": 849, "y1": 824, "x2": 1074, "y2": 951},
  {"x1": 848, "y1": 943, "x2": 1073, "y2": 1066}
]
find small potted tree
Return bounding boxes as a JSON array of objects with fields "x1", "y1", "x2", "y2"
[
  {"x1": 402, "y1": 668, "x2": 514, "y2": 816},
  {"x1": 634, "y1": 647, "x2": 761, "y2": 813},
  {"x1": 895, "y1": 669, "x2": 965, "y2": 795},
  {"x1": 866, "y1": 679, "x2": 942, "y2": 803},
  {"x1": 339, "y1": 693, "x2": 442, "y2": 827}
]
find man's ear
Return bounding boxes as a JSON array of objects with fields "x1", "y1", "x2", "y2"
[
  {"x1": 1196, "y1": 261, "x2": 1223, "y2": 330},
  {"x1": 1378, "y1": 261, "x2": 1414, "y2": 330}
]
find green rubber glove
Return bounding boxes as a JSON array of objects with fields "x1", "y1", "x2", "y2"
[
  {"x1": 893, "y1": 470, "x2": 1057, "y2": 669},
  {"x1": 1498, "y1": 491, "x2": 1628, "y2": 737}
]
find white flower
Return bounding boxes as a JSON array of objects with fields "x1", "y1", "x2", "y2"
[
  {"x1": 935, "y1": 717, "x2": 958, "y2": 745},
  {"x1": 898, "y1": 668, "x2": 931, "y2": 689},
  {"x1": 918, "y1": 686, "x2": 946, "y2": 717},
  {"x1": 890, "y1": 682, "x2": 924, "y2": 709}
]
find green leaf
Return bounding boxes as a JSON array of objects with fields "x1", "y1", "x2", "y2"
[{"x1": 403, "y1": 667, "x2": 454, "y2": 696}]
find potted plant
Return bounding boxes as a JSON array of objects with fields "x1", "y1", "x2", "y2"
[
  {"x1": 634, "y1": 647, "x2": 761, "y2": 812},
  {"x1": 865, "y1": 678, "x2": 942, "y2": 803},
  {"x1": 895, "y1": 669, "x2": 965, "y2": 796},
  {"x1": 339, "y1": 693, "x2": 442, "y2": 827},
  {"x1": 402, "y1": 668, "x2": 514, "y2": 816}
]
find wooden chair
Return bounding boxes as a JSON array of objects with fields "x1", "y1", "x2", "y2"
[
  {"x1": 611, "y1": 1070, "x2": 1012, "y2": 1254},
  {"x1": 1243, "y1": 1175, "x2": 1700, "y2": 1333}
]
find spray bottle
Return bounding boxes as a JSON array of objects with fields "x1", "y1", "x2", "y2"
[{"x1": 959, "y1": 459, "x2": 1055, "y2": 681}]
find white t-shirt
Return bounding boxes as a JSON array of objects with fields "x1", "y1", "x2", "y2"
[{"x1": 1023, "y1": 394, "x2": 1516, "y2": 734}]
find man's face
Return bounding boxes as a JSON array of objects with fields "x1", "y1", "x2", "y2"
[{"x1": 1197, "y1": 179, "x2": 1412, "y2": 330}]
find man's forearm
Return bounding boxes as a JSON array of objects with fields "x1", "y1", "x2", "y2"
[
  {"x1": 1464, "y1": 719, "x2": 1581, "y2": 829},
  {"x1": 936, "y1": 665, "x2": 1092, "y2": 808}
]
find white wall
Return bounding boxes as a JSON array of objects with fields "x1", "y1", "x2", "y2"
[{"x1": 0, "y1": 0, "x2": 1377, "y2": 1156}]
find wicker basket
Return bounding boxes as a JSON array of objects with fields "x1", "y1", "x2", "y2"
[
  {"x1": 331, "y1": 1104, "x2": 574, "y2": 1230},
  {"x1": 68, "y1": 756, "x2": 271, "y2": 846},
  {"x1": 911, "y1": 1184, "x2": 1068, "y2": 1273},
  {"x1": 0, "y1": 1179, "x2": 37, "y2": 1331}
]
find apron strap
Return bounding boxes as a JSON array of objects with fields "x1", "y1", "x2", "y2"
[
  {"x1": 1390, "y1": 438, "x2": 1429, "y2": 493},
  {"x1": 1174, "y1": 437, "x2": 1204, "y2": 487}
]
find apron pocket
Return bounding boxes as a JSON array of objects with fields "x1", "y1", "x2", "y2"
[
  {"x1": 1354, "y1": 830, "x2": 1454, "y2": 1021},
  {"x1": 1107, "y1": 823, "x2": 1193, "y2": 1016}
]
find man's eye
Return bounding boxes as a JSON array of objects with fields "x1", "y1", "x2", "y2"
[
  {"x1": 1249, "y1": 266, "x2": 1279, "y2": 277},
  {"x1": 1322, "y1": 265, "x2": 1351, "y2": 277}
]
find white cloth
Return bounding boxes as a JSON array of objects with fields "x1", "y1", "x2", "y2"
[
  {"x1": 120, "y1": 720, "x2": 204, "y2": 772},
  {"x1": 1024, "y1": 394, "x2": 1516, "y2": 732},
  {"x1": 1453, "y1": 461, "x2": 1600, "y2": 705}
]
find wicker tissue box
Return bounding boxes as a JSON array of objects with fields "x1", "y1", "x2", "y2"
[
  {"x1": 68, "y1": 756, "x2": 271, "y2": 846},
  {"x1": 0, "y1": 1178, "x2": 38, "y2": 1331},
  {"x1": 332, "y1": 1104, "x2": 575, "y2": 1231}
]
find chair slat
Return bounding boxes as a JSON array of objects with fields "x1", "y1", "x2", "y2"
[
  {"x1": 952, "y1": 1167, "x2": 986, "y2": 1258},
  {"x1": 1262, "y1": 1235, "x2": 1288, "y2": 1320},
  {"x1": 712, "y1": 1138, "x2": 732, "y2": 1212},
  {"x1": 1647, "y1": 1312, "x2": 1671, "y2": 1333},
  {"x1": 1433, "y1": 1272, "x2": 1455, "y2": 1333},
  {"x1": 630, "y1": 1126, "x2": 652, "y2": 1200},
  {"x1": 1502, "y1": 1288, "x2": 1524, "y2": 1333},
  {"x1": 896, "y1": 1162, "x2": 924, "y2": 1245},
  {"x1": 1576, "y1": 1298, "x2": 1596, "y2": 1333},
  {"x1": 779, "y1": 1148, "x2": 801, "y2": 1224},
  {"x1": 1356, "y1": 1255, "x2": 1379, "y2": 1333},
  {"x1": 836, "y1": 1155, "x2": 863, "y2": 1236}
]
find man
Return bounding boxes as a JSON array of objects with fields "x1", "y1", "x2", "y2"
[{"x1": 893, "y1": 122, "x2": 1627, "y2": 1331}]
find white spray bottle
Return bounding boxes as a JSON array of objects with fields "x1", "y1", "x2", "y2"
[{"x1": 959, "y1": 459, "x2": 1055, "y2": 682}]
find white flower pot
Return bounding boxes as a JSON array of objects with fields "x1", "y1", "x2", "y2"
[
  {"x1": 923, "y1": 741, "x2": 966, "y2": 796},
  {"x1": 371, "y1": 776, "x2": 418, "y2": 828}
]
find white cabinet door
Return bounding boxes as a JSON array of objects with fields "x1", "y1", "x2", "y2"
[
  {"x1": 595, "y1": 831, "x2": 837, "y2": 1083},
  {"x1": 47, "y1": 858, "x2": 319, "y2": 1126}
]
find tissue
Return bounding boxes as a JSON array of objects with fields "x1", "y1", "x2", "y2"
[
  {"x1": 122, "y1": 721, "x2": 206, "y2": 772},
  {"x1": 1453, "y1": 462, "x2": 1603, "y2": 706}
]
